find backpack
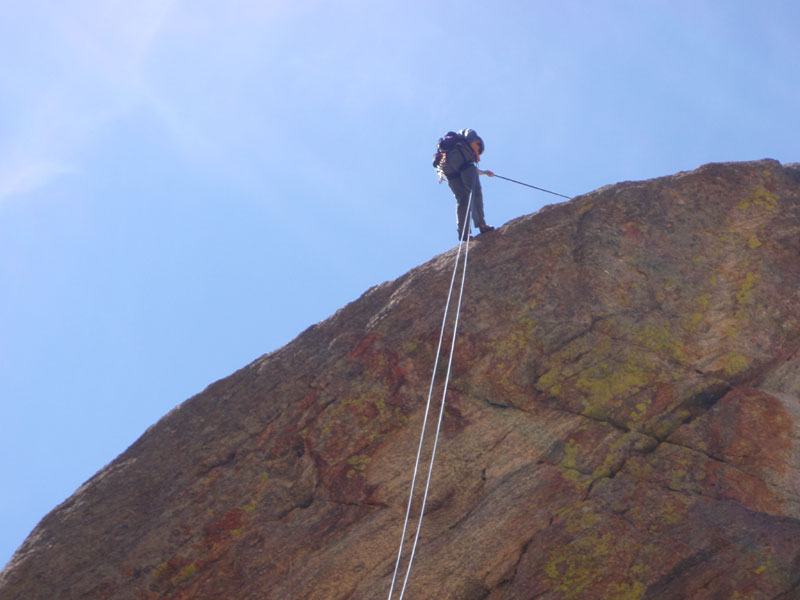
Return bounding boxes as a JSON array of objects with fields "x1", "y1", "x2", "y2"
[{"x1": 432, "y1": 131, "x2": 468, "y2": 169}]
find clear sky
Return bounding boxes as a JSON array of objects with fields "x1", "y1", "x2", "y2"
[{"x1": 1, "y1": 0, "x2": 797, "y2": 569}]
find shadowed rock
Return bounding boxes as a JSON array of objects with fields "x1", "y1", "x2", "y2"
[{"x1": 3, "y1": 159, "x2": 800, "y2": 599}]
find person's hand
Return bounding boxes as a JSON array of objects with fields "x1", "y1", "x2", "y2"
[{"x1": 479, "y1": 169, "x2": 495, "y2": 177}]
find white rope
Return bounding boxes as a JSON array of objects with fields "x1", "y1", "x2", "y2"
[
  {"x1": 387, "y1": 169, "x2": 477, "y2": 600},
  {"x1": 398, "y1": 214, "x2": 472, "y2": 599},
  {"x1": 386, "y1": 233, "x2": 464, "y2": 599}
]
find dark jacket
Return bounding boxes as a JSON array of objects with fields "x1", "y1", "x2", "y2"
[{"x1": 442, "y1": 129, "x2": 483, "y2": 177}]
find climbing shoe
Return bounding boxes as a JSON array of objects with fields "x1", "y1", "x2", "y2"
[{"x1": 479, "y1": 224, "x2": 495, "y2": 234}]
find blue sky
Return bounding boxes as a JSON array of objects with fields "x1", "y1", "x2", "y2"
[{"x1": 1, "y1": 0, "x2": 797, "y2": 568}]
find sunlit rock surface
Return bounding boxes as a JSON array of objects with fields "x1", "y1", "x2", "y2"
[{"x1": 3, "y1": 159, "x2": 800, "y2": 599}]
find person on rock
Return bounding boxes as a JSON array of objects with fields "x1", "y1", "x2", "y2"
[{"x1": 436, "y1": 129, "x2": 495, "y2": 241}]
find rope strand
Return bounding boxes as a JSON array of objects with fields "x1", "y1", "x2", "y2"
[
  {"x1": 386, "y1": 213, "x2": 467, "y2": 600},
  {"x1": 398, "y1": 200, "x2": 472, "y2": 600},
  {"x1": 491, "y1": 173, "x2": 571, "y2": 199},
  {"x1": 387, "y1": 168, "x2": 478, "y2": 600}
]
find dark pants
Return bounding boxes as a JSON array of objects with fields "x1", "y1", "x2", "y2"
[{"x1": 447, "y1": 164, "x2": 485, "y2": 239}]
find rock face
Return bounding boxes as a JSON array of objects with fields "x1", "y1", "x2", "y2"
[{"x1": 3, "y1": 159, "x2": 800, "y2": 600}]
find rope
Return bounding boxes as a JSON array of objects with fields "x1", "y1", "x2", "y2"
[
  {"x1": 387, "y1": 168, "x2": 478, "y2": 600},
  {"x1": 490, "y1": 172, "x2": 572, "y2": 199}
]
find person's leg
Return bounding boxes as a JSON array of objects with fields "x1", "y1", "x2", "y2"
[
  {"x1": 447, "y1": 177, "x2": 471, "y2": 240},
  {"x1": 458, "y1": 165, "x2": 485, "y2": 228}
]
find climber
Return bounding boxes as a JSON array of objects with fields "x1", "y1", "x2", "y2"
[{"x1": 433, "y1": 129, "x2": 495, "y2": 241}]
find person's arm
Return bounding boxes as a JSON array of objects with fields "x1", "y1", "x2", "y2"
[{"x1": 478, "y1": 169, "x2": 495, "y2": 177}]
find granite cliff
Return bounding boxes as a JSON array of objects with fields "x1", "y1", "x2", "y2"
[{"x1": 3, "y1": 159, "x2": 800, "y2": 599}]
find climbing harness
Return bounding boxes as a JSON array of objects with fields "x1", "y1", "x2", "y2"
[
  {"x1": 490, "y1": 172, "x2": 572, "y2": 199},
  {"x1": 387, "y1": 169, "x2": 478, "y2": 600}
]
